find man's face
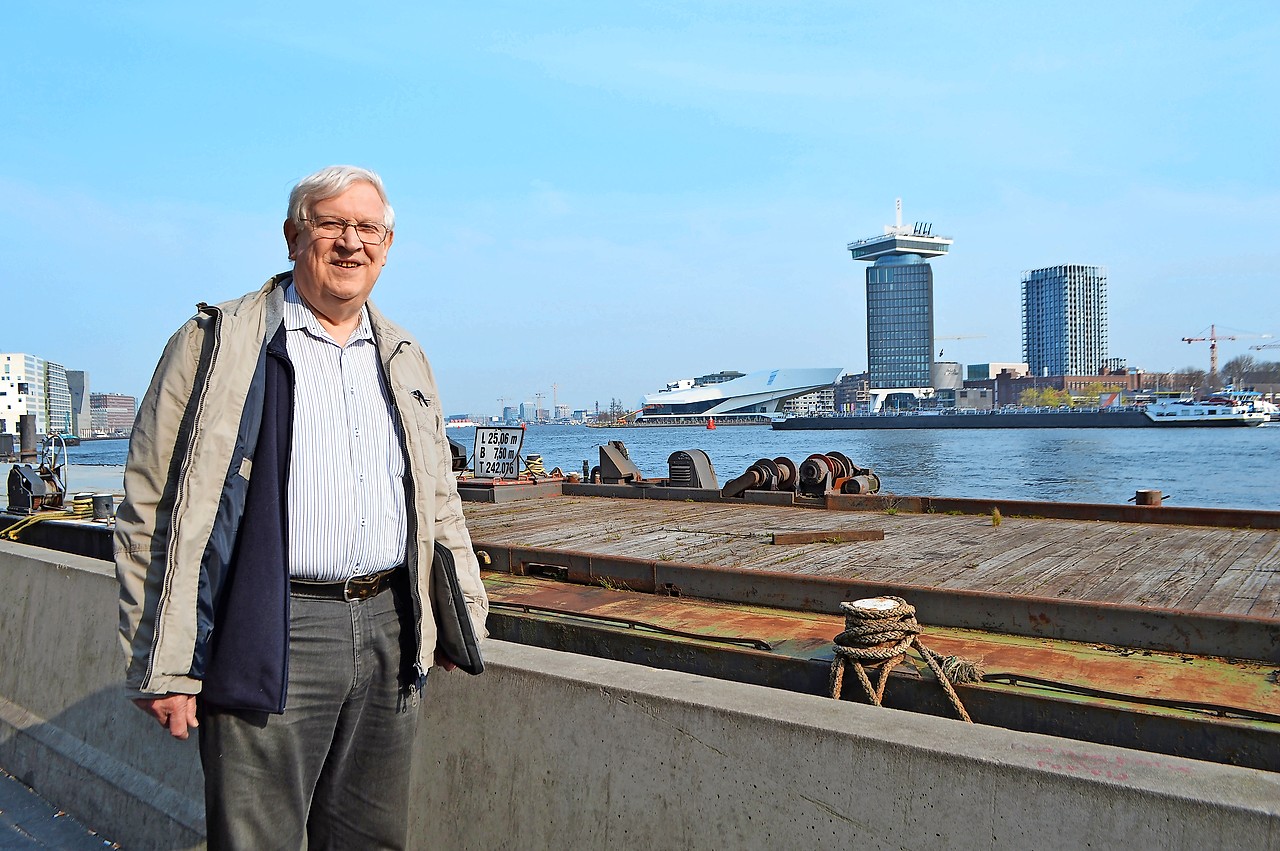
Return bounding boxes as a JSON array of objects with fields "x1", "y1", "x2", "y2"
[{"x1": 284, "y1": 181, "x2": 394, "y2": 320}]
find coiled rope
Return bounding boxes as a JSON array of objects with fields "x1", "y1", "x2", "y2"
[
  {"x1": 3, "y1": 494, "x2": 105, "y2": 542},
  {"x1": 521, "y1": 455, "x2": 563, "y2": 479},
  {"x1": 69, "y1": 493, "x2": 94, "y2": 519},
  {"x1": 830, "y1": 596, "x2": 981, "y2": 723}
]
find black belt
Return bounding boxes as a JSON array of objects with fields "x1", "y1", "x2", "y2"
[{"x1": 289, "y1": 564, "x2": 406, "y2": 602}]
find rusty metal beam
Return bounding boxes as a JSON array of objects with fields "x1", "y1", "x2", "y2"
[{"x1": 558, "y1": 482, "x2": 1280, "y2": 529}]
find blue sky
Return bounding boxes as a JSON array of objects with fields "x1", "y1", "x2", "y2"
[{"x1": 4, "y1": 2, "x2": 1277, "y2": 416}]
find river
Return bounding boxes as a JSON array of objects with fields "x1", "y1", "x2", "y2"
[{"x1": 66, "y1": 424, "x2": 1280, "y2": 511}]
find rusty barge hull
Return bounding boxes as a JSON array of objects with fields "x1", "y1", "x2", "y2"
[
  {"x1": 455, "y1": 485, "x2": 1280, "y2": 772},
  {"x1": 476, "y1": 544, "x2": 1280, "y2": 773}
]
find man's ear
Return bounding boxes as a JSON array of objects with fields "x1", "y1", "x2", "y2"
[{"x1": 284, "y1": 220, "x2": 299, "y2": 261}]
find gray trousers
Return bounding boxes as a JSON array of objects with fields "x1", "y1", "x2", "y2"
[{"x1": 198, "y1": 581, "x2": 422, "y2": 851}]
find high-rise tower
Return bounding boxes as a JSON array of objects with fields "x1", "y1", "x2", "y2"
[
  {"x1": 848, "y1": 200, "x2": 953, "y2": 412},
  {"x1": 1021, "y1": 265, "x2": 1108, "y2": 377}
]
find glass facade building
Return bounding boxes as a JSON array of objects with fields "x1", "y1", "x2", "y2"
[
  {"x1": 866, "y1": 258, "x2": 935, "y2": 389},
  {"x1": 848, "y1": 208, "x2": 952, "y2": 404},
  {"x1": 1021, "y1": 265, "x2": 1108, "y2": 377},
  {"x1": 45, "y1": 361, "x2": 72, "y2": 436}
]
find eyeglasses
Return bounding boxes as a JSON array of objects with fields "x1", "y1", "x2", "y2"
[{"x1": 301, "y1": 217, "x2": 391, "y2": 245}]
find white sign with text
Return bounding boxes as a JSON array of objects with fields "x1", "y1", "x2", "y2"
[{"x1": 473, "y1": 427, "x2": 525, "y2": 478}]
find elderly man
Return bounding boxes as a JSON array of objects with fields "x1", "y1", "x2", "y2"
[{"x1": 116, "y1": 165, "x2": 488, "y2": 849}]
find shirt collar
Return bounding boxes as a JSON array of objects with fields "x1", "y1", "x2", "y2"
[{"x1": 283, "y1": 283, "x2": 374, "y2": 346}]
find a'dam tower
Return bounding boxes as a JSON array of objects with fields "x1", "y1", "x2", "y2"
[{"x1": 848, "y1": 200, "x2": 953, "y2": 412}]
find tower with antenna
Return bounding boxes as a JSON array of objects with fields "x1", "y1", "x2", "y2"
[{"x1": 847, "y1": 199, "x2": 953, "y2": 412}]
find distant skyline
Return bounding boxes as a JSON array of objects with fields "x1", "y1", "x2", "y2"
[{"x1": 3, "y1": 3, "x2": 1277, "y2": 416}]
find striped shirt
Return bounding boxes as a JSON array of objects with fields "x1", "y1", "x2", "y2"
[{"x1": 283, "y1": 285, "x2": 407, "y2": 580}]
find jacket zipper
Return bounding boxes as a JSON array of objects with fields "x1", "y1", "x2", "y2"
[
  {"x1": 144, "y1": 303, "x2": 223, "y2": 690},
  {"x1": 387, "y1": 340, "x2": 429, "y2": 684}
]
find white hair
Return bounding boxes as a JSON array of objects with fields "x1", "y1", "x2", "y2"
[{"x1": 287, "y1": 165, "x2": 395, "y2": 230}]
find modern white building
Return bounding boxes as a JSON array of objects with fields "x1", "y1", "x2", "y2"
[
  {"x1": 782, "y1": 387, "x2": 836, "y2": 417},
  {"x1": 0, "y1": 352, "x2": 73, "y2": 438},
  {"x1": 639, "y1": 368, "x2": 842, "y2": 424}
]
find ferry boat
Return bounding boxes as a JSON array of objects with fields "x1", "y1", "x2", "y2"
[{"x1": 1143, "y1": 396, "x2": 1267, "y2": 427}]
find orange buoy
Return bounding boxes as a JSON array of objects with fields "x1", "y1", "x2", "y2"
[{"x1": 706, "y1": 417, "x2": 716, "y2": 430}]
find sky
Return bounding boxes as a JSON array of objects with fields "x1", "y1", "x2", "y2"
[{"x1": 3, "y1": 2, "x2": 1278, "y2": 417}]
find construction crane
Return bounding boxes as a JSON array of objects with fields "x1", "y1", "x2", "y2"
[
  {"x1": 935, "y1": 334, "x2": 986, "y2": 359},
  {"x1": 1251, "y1": 342, "x2": 1280, "y2": 351},
  {"x1": 1181, "y1": 325, "x2": 1272, "y2": 374}
]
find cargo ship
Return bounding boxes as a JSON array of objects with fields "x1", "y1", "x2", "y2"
[{"x1": 774, "y1": 399, "x2": 1266, "y2": 430}]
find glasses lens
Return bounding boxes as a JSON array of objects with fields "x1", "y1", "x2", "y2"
[
  {"x1": 355, "y1": 223, "x2": 388, "y2": 245},
  {"x1": 311, "y1": 219, "x2": 346, "y2": 238},
  {"x1": 309, "y1": 219, "x2": 387, "y2": 244}
]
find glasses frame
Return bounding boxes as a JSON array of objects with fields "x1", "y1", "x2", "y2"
[{"x1": 301, "y1": 217, "x2": 391, "y2": 246}]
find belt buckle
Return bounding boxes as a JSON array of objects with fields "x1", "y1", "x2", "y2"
[{"x1": 344, "y1": 573, "x2": 378, "y2": 602}]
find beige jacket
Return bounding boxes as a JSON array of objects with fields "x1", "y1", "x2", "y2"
[{"x1": 115, "y1": 274, "x2": 488, "y2": 697}]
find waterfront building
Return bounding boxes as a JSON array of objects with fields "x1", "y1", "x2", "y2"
[
  {"x1": 782, "y1": 386, "x2": 836, "y2": 417},
  {"x1": 930, "y1": 362, "x2": 963, "y2": 406},
  {"x1": 963, "y1": 370, "x2": 1141, "y2": 408},
  {"x1": 693, "y1": 370, "x2": 745, "y2": 386},
  {"x1": 1021, "y1": 265, "x2": 1108, "y2": 377},
  {"x1": 639, "y1": 367, "x2": 842, "y2": 424},
  {"x1": 966, "y1": 362, "x2": 1028, "y2": 381},
  {"x1": 67, "y1": 370, "x2": 91, "y2": 438},
  {"x1": 0, "y1": 352, "x2": 72, "y2": 437},
  {"x1": 89, "y1": 393, "x2": 137, "y2": 436},
  {"x1": 45, "y1": 362, "x2": 72, "y2": 437},
  {"x1": 955, "y1": 387, "x2": 995, "y2": 411},
  {"x1": 848, "y1": 201, "x2": 953, "y2": 412},
  {"x1": 0, "y1": 353, "x2": 45, "y2": 436},
  {"x1": 833, "y1": 372, "x2": 870, "y2": 414}
]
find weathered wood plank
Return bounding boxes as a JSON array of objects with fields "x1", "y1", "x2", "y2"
[
  {"x1": 770, "y1": 530, "x2": 885, "y2": 545},
  {"x1": 459, "y1": 495, "x2": 1280, "y2": 618}
]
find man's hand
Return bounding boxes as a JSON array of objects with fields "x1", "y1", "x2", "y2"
[
  {"x1": 434, "y1": 649, "x2": 457, "y2": 672},
  {"x1": 133, "y1": 694, "x2": 199, "y2": 740}
]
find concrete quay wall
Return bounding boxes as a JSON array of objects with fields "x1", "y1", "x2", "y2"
[{"x1": 1, "y1": 540, "x2": 1278, "y2": 850}]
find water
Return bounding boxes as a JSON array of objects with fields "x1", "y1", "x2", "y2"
[{"x1": 62, "y1": 426, "x2": 1280, "y2": 511}]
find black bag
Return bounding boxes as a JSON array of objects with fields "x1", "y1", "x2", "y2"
[{"x1": 431, "y1": 542, "x2": 485, "y2": 675}]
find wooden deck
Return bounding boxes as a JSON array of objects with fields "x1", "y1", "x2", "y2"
[{"x1": 460, "y1": 494, "x2": 1280, "y2": 619}]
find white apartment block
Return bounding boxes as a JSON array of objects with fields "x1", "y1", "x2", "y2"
[{"x1": 783, "y1": 386, "x2": 836, "y2": 416}]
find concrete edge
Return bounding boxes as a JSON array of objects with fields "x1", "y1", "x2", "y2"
[
  {"x1": 0, "y1": 539, "x2": 114, "y2": 577},
  {"x1": 481, "y1": 640, "x2": 1280, "y2": 814}
]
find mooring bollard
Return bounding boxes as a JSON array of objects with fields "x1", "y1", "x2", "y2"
[{"x1": 1135, "y1": 489, "x2": 1163, "y2": 507}]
